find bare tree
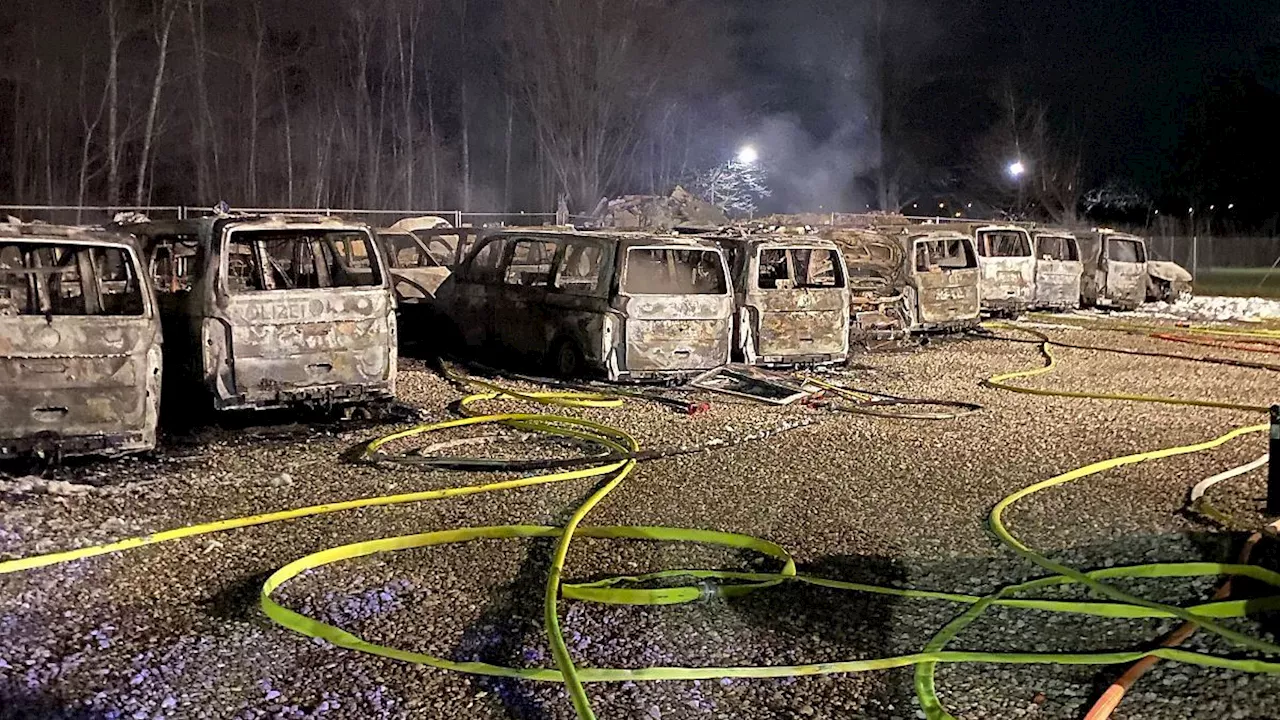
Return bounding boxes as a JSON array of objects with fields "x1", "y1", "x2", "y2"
[
  {"x1": 134, "y1": 0, "x2": 179, "y2": 206},
  {"x1": 105, "y1": 0, "x2": 123, "y2": 206},
  {"x1": 975, "y1": 91, "x2": 1082, "y2": 224},
  {"x1": 76, "y1": 54, "x2": 109, "y2": 218},
  {"x1": 505, "y1": 0, "x2": 705, "y2": 210}
]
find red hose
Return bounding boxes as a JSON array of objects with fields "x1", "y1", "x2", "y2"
[
  {"x1": 1081, "y1": 532, "x2": 1262, "y2": 720},
  {"x1": 1151, "y1": 332, "x2": 1280, "y2": 354}
]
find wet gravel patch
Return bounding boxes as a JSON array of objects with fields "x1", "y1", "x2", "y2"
[{"x1": 3, "y1": 331, "x2": 1280, "y2": 719}]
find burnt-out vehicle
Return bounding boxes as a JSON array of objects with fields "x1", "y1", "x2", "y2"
[
  {"x1": 434, "y1": 229, "x2": 733, "y2": 380},
  {"x1": 377, "y1": 229, "x2": 453, "y2": 305},
  {"x1": 902, "y1": 229, "x2": 982, "y2": 332},
  {"x1": 0, "y1": 222, "x2": 161, "y2": 458},
  {"x1": 129, "y1": 215, "x2": 397, "y2": 412},
  {"x1": 385, "y1": 216, "x2": 478, "y2": 268},
  {"x1": 1031, "y1": 230, "x2": 1083, "y2": 310},
  {"x1": 1077, "y1": 229, "x2": 1148, "y2": 310},
  {"x1": 716, "y1": 234, "x2": 850, "y2": 366},
  {"x1": 819, "y1": 228, "x2": 909, "y2": 342},
  {"x1": 1146, "y1": 260, "x2": 1193, "y2": 302},
  {"x1": 973, "y1": 225, "x2": 1036, "y2": 315}
]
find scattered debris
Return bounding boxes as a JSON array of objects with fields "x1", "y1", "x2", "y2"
[
  {"x1": 593, "y1": 186, "x2": 729, "y2": 230},
  {"x1": 0, "y1": 476, "x2": 98, "y2": 496},
  {"x1": 690, "y1": 365, "x2": 813, "y2": 405},
  {"x1": 1124, "y1": 295, "x2": 1280, "y2": 323}
]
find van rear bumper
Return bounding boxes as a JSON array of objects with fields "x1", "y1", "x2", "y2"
[
  {"x1": 215, "y1": 382, "x2": 396, "y2": 411},
  {"x1": 754, "y1": 352, "x2": 845, "y2": 368},
  {"x1": 0, "y1": 429, "x2": 155, "y2": 459}
]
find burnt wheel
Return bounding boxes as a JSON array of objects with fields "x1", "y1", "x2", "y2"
[{"x1": 548, "y1": 338, "x2": 585, "y2": 378}]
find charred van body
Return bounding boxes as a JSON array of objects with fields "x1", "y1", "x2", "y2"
[
  {"x1": 0, "y1": 222, "x2": 161, "y2": 458},
  {"x1": 434, "y1": 229, "x2": 733, "y2": 381},
  {"x1": 129, "y1": 215, "x2": 397, "y2": 412}
]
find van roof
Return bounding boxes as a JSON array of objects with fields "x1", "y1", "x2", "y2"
[
  {"x1": 481, "y1": 227, "x2": 726, "y2": 250},
  {"x1": 975, "y1": 224, "x2": 1031, "y2": 233},
  {"x1": 125, "y1": 214, "x2": 368, "y2": 236},
  {"x1": 714, "y1": 234, "x2": 840, "y2": 250},
  {"x1": 0, "y1": 220, "x2": 140, "y2": 249},
  {"x1": 907, "y1": 229, "x2": 973, "y2": 242}
]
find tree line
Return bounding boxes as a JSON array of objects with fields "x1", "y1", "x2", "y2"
[{"x1": 0, "y1": 0, "x2": 735, "y2": 214}]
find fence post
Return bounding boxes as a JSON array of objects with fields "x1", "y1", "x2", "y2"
[
  {"x1": 1269, "y1": 405, "x2": 1280, "y2": 515},
  {"x1": 1192, "y1": 235, "x2": 1198, "y2": 278}
]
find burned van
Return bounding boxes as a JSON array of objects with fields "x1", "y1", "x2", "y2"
[
  {"x1": 1078, "y1": 230, "x2": 1148, "y2": 311},
  {"x1": 0, "y1": 222, "x2": 161, "y2": 458},
  {"x1": 377, "y1": 230, "x2": 453, "y2": 305},
  {"x1": 902, "y1": 230, "x2": 982, "y2": 333},
  {"x1": 973, "y1": 225, "x2": 1035, "y2": 315},
  {"x1": 718, "y1": 235, "x2": 850, "y2": 366},
  {"x1": 130, "y1": 215, "x2": 396, "y2": 412},
  {"x1": 1031, "y1": 230, "x2": 1083, "y2": 310},
  {"x1": 434, "y1": 229, "x2": 733, "y2": 380},
  {"x1": 819, "y1": 228, "x2": 909, "y2": 342}
]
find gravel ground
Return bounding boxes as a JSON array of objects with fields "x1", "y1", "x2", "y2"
[{"x1": 2, "y1": 323, "x2": 1279, "y2": 720}]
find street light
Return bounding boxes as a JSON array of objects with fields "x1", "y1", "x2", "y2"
[
  {"x1": 1007, "y1": 160, "x2": 1026, "y2": 178},
  {"x1": 737, "y1": 145, "x2": 758, "y2": 165}
]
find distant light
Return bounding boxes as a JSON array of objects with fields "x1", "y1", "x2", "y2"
[
  {"x1": 1209, "y1": 204, "x2": 1216, "y2": 210},
  {"x1": 1007, "y1": 161, "x2": 1026, "y2": 178},
  {"x1": 736, "y1": 146, "x2": 758, "y2": 164},
  {"x1": 967, "y1": 203, "x2": 973, "y2": 208},
  {"x1": 1188, "y1": 207, "x2": 1195, "y2": 215},
  {"x1": 1228, "y1": 203, "x2": 1235, "y2": 210},
  {"x1": 913, "y1": 203, "x2": 918, "y2": 209},
  {"x1": 939, "y1": 202, "x2": 946, "y2": 209},
  {"x1": 954, "y1": 212, "x2": 962, "y2": 218},
  {"x1": 1154, "y1": 210, "x2": 1160, "y2": 215}
]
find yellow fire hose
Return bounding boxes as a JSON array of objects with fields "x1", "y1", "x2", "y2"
[{"x1": 1, "y1": 335, "x2": 1279, "y2": 720}]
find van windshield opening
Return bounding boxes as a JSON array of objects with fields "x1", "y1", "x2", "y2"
[
  {"x1": 915, "y1": 239, "x2": 976, "y2": 271},
  {"x1": 1036, "y1": 236, "x2": 1079, "y2": 261},
  {"x1": 1107, "y1": 238, "x2": 1146, "y2": 263},
  {"x1": 623, "y1": 248, "x2": 726, "y2": 295},
  {"x1": 978, "y1": 231, "x2": 1032, "y2": 257},
  {"x1": 226, "y1": 229, "x2": 382, "y2": 292},
  {"x1": 0, "y1": 241, "x2": 145, "y2": 317},
  {"x1": 757, "y1": 248, "x2": 845, "y2": 289},
  {"x1": 381, "y1": 233, "x2": 442, "y2": 269}
]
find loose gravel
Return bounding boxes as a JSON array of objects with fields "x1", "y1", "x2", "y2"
[{"x1": 2, "y1": 327, "x2": 1279, "y2": 720}]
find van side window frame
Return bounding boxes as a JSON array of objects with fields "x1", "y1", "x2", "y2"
[
  {"x1": 551, "y1": 239, "x2": 608, "y2": 297},
  {"x1": 500, "y1": 236, "x2": 559, "y2": 288}
]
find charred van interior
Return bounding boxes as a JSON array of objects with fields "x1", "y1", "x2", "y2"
[
  {"x1": 915, "y1": 237, "x2": 976, "y2": 271},
  {"x1": 623, "y1": 247, "x2": 727, "y2": 295},
  {"x1": 226, "y1": 230, "x2": 381, "y2": 292},
  {"x1": 0, "y1": 242, "x2": 146, "y2": 317}
]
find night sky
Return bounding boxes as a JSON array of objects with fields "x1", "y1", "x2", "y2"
[
  {"x1": 2, "y1": 0, "x2": 1278, "y2": 220},
  {"x1": 729, "y1": 0, "x2": 1280, "y2": 211}
]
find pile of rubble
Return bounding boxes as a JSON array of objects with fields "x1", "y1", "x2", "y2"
[{"x1": 593, "y1": 186, "x2": 729, "y2": 230}]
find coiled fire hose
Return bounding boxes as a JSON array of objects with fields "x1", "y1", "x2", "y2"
[{"x1": 1, "y1": 335, "x2": 1279, "y2": 720}]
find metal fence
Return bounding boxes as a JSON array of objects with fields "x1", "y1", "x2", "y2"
[
  {"x1": 6, "y1": 205, "x2": 1280, "y2": 274},
  {"x1": 1145, "y1": 236, "x2": 1280, "y2": 273},
  {"x1": 0, "y1": 205, "x2": 570, "y2": 229}
]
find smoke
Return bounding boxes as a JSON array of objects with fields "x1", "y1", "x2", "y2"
[
  {"x1": 748, "y1": 113, "x2": 878, "y2": 213},
  {"x1": 725, "y1": 0, "x2": 941, "y2": 214}
]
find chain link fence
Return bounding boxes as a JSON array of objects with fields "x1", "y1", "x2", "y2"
[{"x1": 0, "y1": 205, "x2": 577, "y2": 229}]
